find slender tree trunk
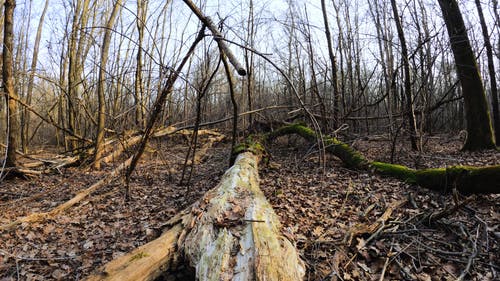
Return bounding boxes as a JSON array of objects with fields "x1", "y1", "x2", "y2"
[
  {"x1": 67, "y1": 0, "x2": 91, "y2": 151},
  {"x1": 3, "y1": 0, "x2": 18, "y2": 167},
  {"x1": 221, "y1": 48, "x2": 238, "y2": 162},
  {"x1": 492, "y1": 0, "x2": 500, "y2": 61},
  {"x1": 134, "y1": 0, "x2": 147, "y2": 129},
  {"x1": 16, "y1": 0, "x2": 30, "y2": 153},
  {"x1": 437, "y1": 0, "x2": 495, "y2": 150},
  {"x1": 303, "y1": 5, "x2": 327, "y2": 130},
  {"x1": 390, "y1": 0, "x2": 418, "y2": 150},
  {"x1": 94, "y1": 0, "x2": 122, "y2": 169},
  {"x1": 21, "y1": 0, "x2": 49, "y2": 153},
  {"x1": 368, "y1": 0, "x2": 393, "y2": 135},
  {"x1": 244, "y1": 0, "x2": 255, "y2": 129},
  {"x1": 320, "y1": 0, "x2": 339, "y2": 129},
  {"x1": 474, "y1": 0, "x2": 500, "y2": 144}
]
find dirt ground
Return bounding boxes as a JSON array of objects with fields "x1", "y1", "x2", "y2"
[{"x1": 0, "y1": 133, "x2": 498, "y2": 280}]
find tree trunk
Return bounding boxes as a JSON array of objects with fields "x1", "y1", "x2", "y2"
[
  {"x1": 94, "y1": 0, "x2": 122, "y2": 169},
  {"x1": 85, "y1": 150, "x2": 305, "y2": 281},
  {"x1": 67, "y1": 0, "x2": 91, "y2": 151},
  {"x1": 181, "y1": 0, "x2": 246, "y2": 76},
  {"x1": 390, "y1": 0, "x2": 419, "y2": 150},
  {"x1": 320, "y1": 0, "x2": 339, "y2": 129},
  {"x1": 437, "y1": 0, "x2": 495, "y2": 150},
  {"x1": 244, "y1": 0, "x2": 255, "y2": 129},
  {"x1": 134, "y1": 0, "x2": 147, "y2": 129},
  {"x1": 474, "y1": 0, "x2": 500, "y2": 144},
  {"x1": 2, "y1": 0, "x2": 18, "y2": 168},
  {"x1": 21, "y1": 0, "x2": 48, "y2": 153}
]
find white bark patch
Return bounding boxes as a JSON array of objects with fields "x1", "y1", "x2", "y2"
[
  {"x1": 183, "y1": 152, "x2": 305, "y2": 280},
  {"x1": 85, "y1": 151, "x2": 305, "y2": 281}
]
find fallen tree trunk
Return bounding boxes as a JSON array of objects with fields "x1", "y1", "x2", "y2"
[
  {"x1": 178, "y1": 129, "x2": 226, "y2": 165},
  {"x1": 267, "y1": 123, "x2": 500, "y2": 194},
  {"x1": 101, "y1": 127, "x2": 177, "y2": 164},
  {"x1": 1, "y1": 131, "x2": 226, "y2": 231},
  {"x1": 101, "y1": 127, "x2": 224, "y2": 164},
  {"x1": 0, "y1": 157, "x2": 132, "y2": 231},
  {"x1": 85, "y1": 223, "x2": 183, "y2": 281},
  {"x1": 85, "y1": 150, "x2": 305, "y2": 281}
]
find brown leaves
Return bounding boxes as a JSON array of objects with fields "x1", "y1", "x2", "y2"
[
  {"x1": 0, "y1": 142, "x2": 227, "y2": 280},
  {"x1": 261, "y1": 142, "x2": 499, "y2": 280}
]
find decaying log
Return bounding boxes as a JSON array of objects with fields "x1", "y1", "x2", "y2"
[
  {"x1": 178, "y1": 130, "x2": 226, "y2": 165},
  {"x1": 0, "y1": 130, "x2": 226, "y2": 232},
  {"x1": 0, "y1": 158, "x2": 132, "y2": 231},
  {"x1": 268, "y1": 123, "x2": 500, "y2": 194},
  {"x1": 101, "y1": 127, "x2": 224, "y2": 164},
  {"x1": 85, "y1": 150, "x2": 305, "y2": 281},
  {"x1": 371, "y1": 162, "x2": 500, "y2": 194},
  {"x1": 180, "y1": 151, "x2": 304, "y2": 280},
  {"x1": 101, "y1": 126, "x2": 177, "y2": 164},
  {"x1": 85, "y1": 223, "x2": 184, "y2": 281},
  {"x1": 0, "y1": 142, "x2": 80, "y2": 172}
]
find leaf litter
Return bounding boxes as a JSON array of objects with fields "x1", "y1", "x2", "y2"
[{"x1": 0, "y1": 134, "x2": 498, "y2": 280}]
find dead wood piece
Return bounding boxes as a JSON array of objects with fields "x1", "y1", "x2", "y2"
[
  {"x1": 187, "y1": 134, "x2": 225, "y2": 165},
  {"x1": 425, "y1": 193, "x2": 476, "y2": 224},
  {"x1": 0, "y1": 157, "x2": 132, "y2": 231},
  {"x1": 101, "y1": 127, "x2": 223, "y2": 165},
  {"x1": 85, "y1": 224, "x2": 183, "y2": 281},
  {"x1": 102, "y1": 126, "x2": 177, "y2": 164},
  {"x1": 83, "y1": 151, "x2": 305, "y2": 280},
  {"x1": 269, "y1": 123, "x2": 500, "y2": 194},
  {"x1": 346, "y1": 199, "x2": 407, "y2": 246},
  {"x1": 180, "y1": 152, "x2": 305, "y2": 280}
]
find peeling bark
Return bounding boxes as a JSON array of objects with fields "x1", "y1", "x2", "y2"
[{"x1": 84, "y1": 151, "x2": 305, "y2": 280}]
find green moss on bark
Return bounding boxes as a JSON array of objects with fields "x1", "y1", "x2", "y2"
[
  {"x1": 325, "y1": 138, "x2": 367, "y2": 168},
  {"x1": 231, "y1": 139, "x2": 266, "y2": 164},
  {"x1": 370, "y1": 162, "x2": 417, "y2": 183},
  {"x1": 266, "y1": 123, "x2": 500, "y2": 194},
  {"x1": 267, "y1": 123, "x2": 368, "y2": 168}
]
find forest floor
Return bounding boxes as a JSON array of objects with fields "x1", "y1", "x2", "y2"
[{"x1": 0, "y1": 133, "x2": 498, "y2": 281}]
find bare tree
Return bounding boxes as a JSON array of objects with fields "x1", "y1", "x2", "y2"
[
  {"x1": 134, "y1": 0, "x2": 148, "y2": 128},
  {"x1": 21, "y1": 0, "x2": 49, "y2": 153},
  {"x1": 320, "y1": 0, "x2": 339, "y2": 129},
  {"x1": 474, "y1": 0, "x2": 499, "y2": 144},
  {"x1": 437, "y1": 0, "x2": 495, "y2": 150},
  {"x1": 67, "y1": 0, "x2": 92, "y2": 150},
  {"x1": 390, "y1": 0, "x2": 419, "y2": 150},
  {"x1": 2, "y1": 0, "x2": 18, "y2": 168},
  {"x1": 94, "y1": 0, "x2": 122, "y2": 169}
]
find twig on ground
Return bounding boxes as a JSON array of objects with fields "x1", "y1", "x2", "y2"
[
  {"x1": 424, "y1": 194, "x2": 476, "y2": 224},
  {"x1": 457, "y1": 226, "x2": 479, "y2": 281},
  {"x1": 379, "y1": 238, "x2": 395, "y2": 281}
]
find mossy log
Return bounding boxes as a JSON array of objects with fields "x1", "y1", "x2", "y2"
[
  {"x1": 268, "y1": 124, "x2": 500, "y2": 194},
  {"x1": 266, "y1": 123, "x2": 367, "y2": 168},
  {"x1": 85, "y1": 151, "x2": 305, "y2": 280},
  {"x1": 371, "y1": 162, "x2": 500, "y2": 194}
]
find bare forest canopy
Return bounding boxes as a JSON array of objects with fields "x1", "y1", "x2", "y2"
[
  {"x1": 0, "y1": 0, "x2": 498, "y2": 151},
  {"x1": 0, "y1": 0, "x2": 500, "y2": 280}
]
